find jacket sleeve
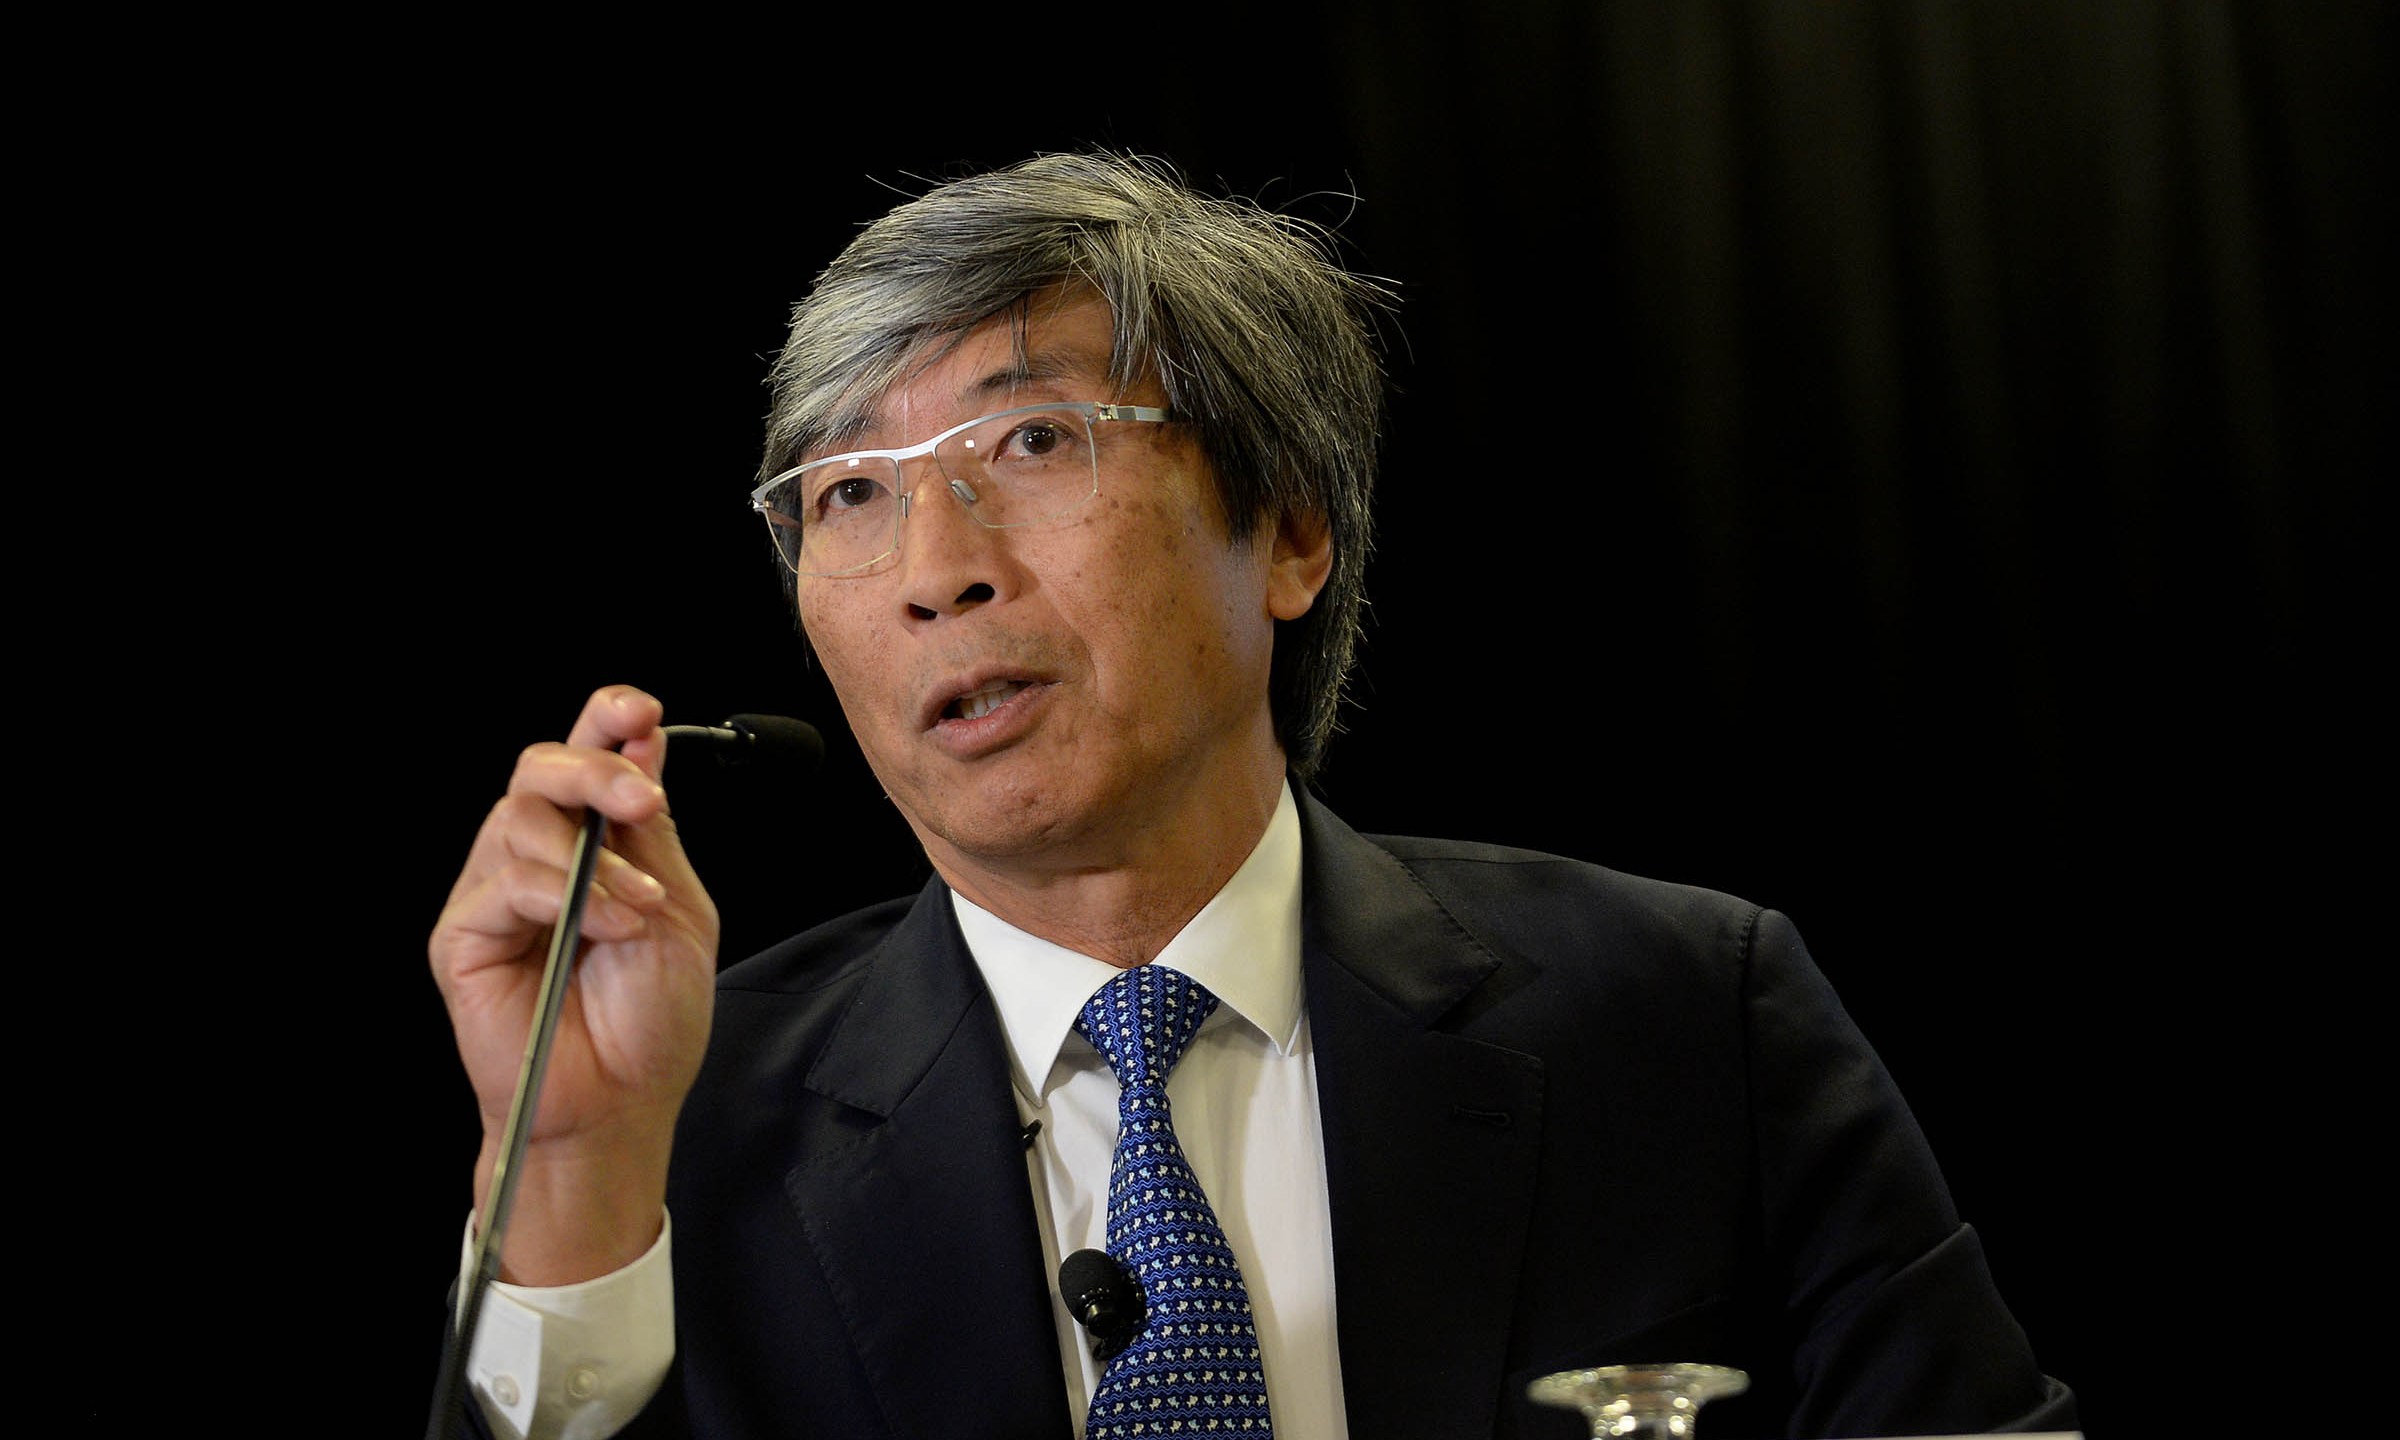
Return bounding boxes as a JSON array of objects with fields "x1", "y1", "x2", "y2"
[{"x1": 1740, "y1": 907, "x2": 2077, "y2": 1435}]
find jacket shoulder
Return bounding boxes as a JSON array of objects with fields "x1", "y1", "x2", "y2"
[
  {"x1": 715, "y1": 892, "x2": 921, "y2": 995},
  {"x1": 1358, "y1": 829, "x2": 1774, "y2": 967}
]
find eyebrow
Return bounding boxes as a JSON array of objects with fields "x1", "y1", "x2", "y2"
[
  {"x1": 819, "y1": 344, "x2": 1117, "y2": 457},
  {"x1": 961, "y1": 345, "x2": 1111, "y2": 404}
]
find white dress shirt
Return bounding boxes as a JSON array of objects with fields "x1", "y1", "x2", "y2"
[{"x1": 465, "y1": 780, "x2": 1348, "y2": 1440}]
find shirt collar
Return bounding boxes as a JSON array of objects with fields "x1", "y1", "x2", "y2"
[{"x1": 951, "y1": 779, "x2": 1306, "y2": 1106}]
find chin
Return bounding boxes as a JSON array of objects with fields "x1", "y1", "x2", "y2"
[{"x1": 903, "y1": 776, "x2": 1098, "y2": 864}]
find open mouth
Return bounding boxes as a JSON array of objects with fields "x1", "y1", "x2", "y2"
[{"x1": 946, "y1": 679, "x2": 1031, "y2": 722}]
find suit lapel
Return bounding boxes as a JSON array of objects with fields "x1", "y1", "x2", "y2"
[
  {"x1": 1298, "y1": 790, "x2": 1548, "y2": 1439},
  {"x1": 762, "y1": 798, "x2": 1544, "y2": 1437},
  {"x1": 784, "y1": 878, "x2": 1072, "y2": 1439}
]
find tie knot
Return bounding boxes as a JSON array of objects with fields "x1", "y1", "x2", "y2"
[{"x1": 1074, "y1": 965, "x2": 1220, "y2": 1090}]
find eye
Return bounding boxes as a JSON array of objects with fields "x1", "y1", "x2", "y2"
[
  {"x1": 997, "y1": 416, "x2": 1075, "y2": 462},
  {"x1": 805, "y1": 468, "x2": 893, "y2": 521},
  {"x1": 823, "y1": 476, "x2": 884, "y2": 512}
]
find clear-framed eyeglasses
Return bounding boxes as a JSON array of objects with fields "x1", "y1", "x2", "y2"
[{"x1": 751, "y1": 401, "x2": 1175, "y2": 578}]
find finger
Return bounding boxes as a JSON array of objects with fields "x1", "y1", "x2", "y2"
[
  {"x1": 505, "y1": 740, "x2": 670, "y2": 830},
  {"x1": 442, "y1": 786, "x2": 660, "y2": 928},
  {"x1": 506, "y1": 838, "x2": 674, "y2": 939},
  {"x1": 505, "y1": 685, "x2": 675, "y2": 821},
  {"x1": 565, "y1": 685, "x2": 668, "y2": 757},
  {"x1": 433, "y1": 836, "x2": 671, "y2": 985}
]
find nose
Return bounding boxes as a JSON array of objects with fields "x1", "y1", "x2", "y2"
[{"x1": 893, "y1": 465, "x2": 1014, "y2": 620}]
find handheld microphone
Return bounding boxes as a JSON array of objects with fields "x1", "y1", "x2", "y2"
[
  {"x1": 428, "y1": 709, "x2": 824, "y2": 1440},
  {"x1": 663, "y1": 714, "x2": 825, "y2": 774},
  {"x1": 1060, "y1": 1248, "x2": 1145, "y2": 1362}
]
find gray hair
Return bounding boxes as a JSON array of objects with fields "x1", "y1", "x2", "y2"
[{"x1": 758, "y1": 149, "x2": 1395, "y2": 781}]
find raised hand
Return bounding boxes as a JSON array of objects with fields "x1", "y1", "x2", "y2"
[{"x1": 429, "y1": 684, "x2": 722, "y2": 1284}]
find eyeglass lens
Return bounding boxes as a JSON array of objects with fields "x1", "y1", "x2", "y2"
[{"x1": 763, "y1": 405, "x2": 1105, "y2": 576}]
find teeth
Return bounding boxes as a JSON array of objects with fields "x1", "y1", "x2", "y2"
[{"x1": 953, "y1": 680, "x2": 1025, "y2": 722}]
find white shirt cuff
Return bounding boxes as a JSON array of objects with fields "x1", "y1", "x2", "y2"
[{"x1": 456, "y1": 1210, "x2": 676, "y2": 1440}]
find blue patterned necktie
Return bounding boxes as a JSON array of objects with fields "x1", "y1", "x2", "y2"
[{"x1": 1074, "y1": 964, "x2": 1274, "y2": 1436}]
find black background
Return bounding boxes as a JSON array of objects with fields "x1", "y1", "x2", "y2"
[{"x1": 62, "y1": 4, "x2": 2387, "y2": 1433}]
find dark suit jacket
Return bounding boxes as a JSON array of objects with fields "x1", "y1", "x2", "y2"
[{"x1": 458, "y1": 789, "x2": 2074, "y2": 1439}]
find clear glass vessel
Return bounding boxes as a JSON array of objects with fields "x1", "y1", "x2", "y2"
[{"x1": 1526, "y1": 1362, "x2": 1750, "y2": 1438}]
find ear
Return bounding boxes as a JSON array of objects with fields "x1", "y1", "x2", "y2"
[{"x1": 1266, "y1": 509, "x2": 1335, "y2": 622}]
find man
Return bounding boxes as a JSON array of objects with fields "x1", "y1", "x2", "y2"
[{"x1": 428, "y1": 150, "x2": 2076, "y2": 1439}]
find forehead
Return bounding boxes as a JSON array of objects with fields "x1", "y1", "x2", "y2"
[{"x1": 850, "y1": 291, "x2": 1125, "y2": 450}]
